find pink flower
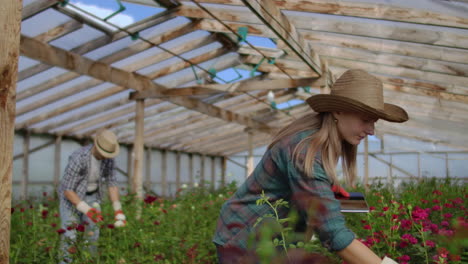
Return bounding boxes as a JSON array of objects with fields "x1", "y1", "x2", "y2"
[
  {"x1": 432, "y1": 199, "x2": 440, "y2": 204},
  {"x1": 383, "y1": 207, "x2": 389, "y2": 212},
  {"x1": 420, "y1": 199, "x2": 429, "y2": 204},
  {"x1": 369, "y1": 206, "x2": 375, "y2": 212},
  {"x1": 444, "y1": 203, "x2": 454, "y2": 208},
  {"x1": 400, "y1": 219, "x2": 412, "y2": 230},
  {"x1": 76, "y1": 224, "x2": 85, "y2": 232},
  {"x1": 412, "y1": 207, "x2": 429, "y2": 222},
  {"x1": 441, "y1": 220, "x2": 449, "y2": 227},
  {"x1": 363, "y1": 224, "x2": 372, "y2": 230},
  {"x1": 432, "y1": 190, "x2": 442, "y2": 195},
  {"x1": 401, "y1": 234, "x2": 418, "y2": 244},
  {"x1": 438, "y1": 229, "x2": 454, "y2": 237},
  {"x1": 397, "y1": 255, "x2": 411, "y2": 262},
  {"x1": 432, "y1": 205, "x2": 441, "y2": 211},
  {"x1": 424, "y1": 240, "x2": 436, "y2": 248},
  {"x1": 443, "y1": 213, "x2": 453, "y2": 219},
  {"x1": 391, "y1": 225, "x2": 399, "y2": 231}
]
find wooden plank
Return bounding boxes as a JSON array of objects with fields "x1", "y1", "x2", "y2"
[
  {"x1": 178, "y1": 5, "x2": 468, "y2": 48},
  {"x1": 200, "y1": 155, "x2": 205, "y2": 188},
  {"x1": 183, "y1": 0, "x2": 468, "y2": 29},
  {"x1": 54, "y1": 136, "x2": 61, "y2": 187},
  {"x1": 221, "y1": 156, "x2": 226, "y2": 187},
  {"x1": 35, "y1": 20, "x2": 83, "y2": 43},
  {"x1": 327, "y1": 59, "x2": 468, "y2": 87},
  {"x1": 189, "y1": 153, "x2": 194, "y2": 187},
  {"x1": 131, "y1": 77, "x2": 319, "y2": 98},
  {"x1": 34, "y1": 96, "x2": 131, "y2": 133},
  {"x1": 161, "y1": 150, "x2": 167, "y2": 196},
  {"x1": 246, "y1": 129, "x2": 254, "y2": 177},
  {"x1": 13, "y1": 139, "x2": 55, "y2": 160},
  {"x1": 132, "y1": 99, "x2": 145, "y2": 199},
  {"x1": 241, "y1": 0, "x2": 322, "y2": 75},
  {"x1": 127, "y1": 145, "x2": 133, "y2": 190},
  {"x1": 176, "y1": 152, "x2": 181, "y2": 191},
  {"x1": 145, "y1": 147, "x2": 152, "y2": 190},
  {"x1": 315, "y1": 44, "x2": 468, "y2": 78},
  {"x1": 211, "y1": 156, "x2": 216, "y2": 190},
  {"x1": 18, "y1": 8, "x2": 185, "y2": 81},
  {"x1": 22, "y1": 0, "x2": 60, "y2": 20},
  {"x1": 22, "y1": 132, "x2": 30, "y2": 200},
  {"x1": 1, "y1": 2, "x2": 22, "y2": 259},
  {"x1": 16, "y1": 79, "x2": 102, "y2": 116},
  {"x1": 196, "y1": 18, "x2": 468, "y2": 65},
  {"x1": 20, "y1": 36, "x2": 273, "y2": 134}
]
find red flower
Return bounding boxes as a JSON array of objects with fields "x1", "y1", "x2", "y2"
[
  {"x1": 443, "y1": 213, "x2": 453, "y2": 219},
  {"x1": 411, "y1": 207, "x2": 429, "y2": 222},
  {"x1": 432, "y1": 190, "x2": 442, "y2": 195},
  {"x1": 57, "y1": 228, "x2": 66, "y2": 234},
  {"x1": 51, "y1": 223, "x2": 57, "y2": 228},
  {"x1": 154, "y1": 254, "x2": 164, "y2": 261},
  {"x1": 153, "y1": 221, "x2": 160, "y2": 226},
  {"x1": 432, "y1": 205, "x2": 441, "y2": 211},
  {"x1": 424, "y1": 240, "x2": 436, "y2": 248},
  {"x1": 383, "y1": 207, "x2": 389, "y2": 212},
  {"x1": 133, "y1": 242, "x2": 141, "y2": 248},
  {"x1": 397, "y1": 255, "x2": 411, "y2": 262},
  {"x1": 76, "y1": 224, "x2": 85, "y2": 232},
  {"x1": 432, "y1": 199, "x2": 440, "y2": 204},
  {"x1": 107, "y1": 224, "x2": 115, "y2": 229},
  {"x1": 20, "y1": 208, "x2": 25, "y2": 213},
  {"x1": 144, "y1": 195, "x2": 157, "y2": 204},
  {"x1": 369, "y1": 206, "x2": 375, "y2": 212},
  {"x1": 26, "y1": 222, "x2": 32, "y2": 226},
  {"x1": 400, "y1": 219, "x2": 412, "y2": 230},
  {"x1": 401, "y1": 234, "x2": 418, "y2": 244},
  {"x1": 363, "y1": 224, "x2": 372, "y2": 230},
  {"x1": 54, "y1": 213, "x2": 59, "y2": 218},
  {"x1": 41, "y1": 210, "x2": 49, "y2": 218}
]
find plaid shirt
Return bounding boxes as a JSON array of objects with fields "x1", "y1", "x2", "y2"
[
  {"x1": 213, "y1": 130, "x2": 355, "y2": 252},
  {"x1": 58, "y1": 145, "x2": 117, "y2": 214}
]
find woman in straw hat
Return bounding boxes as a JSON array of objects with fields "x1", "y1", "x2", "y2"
[
  {"x1": 58, "y1": 129, "x2": 127, "y2": 263},
  {"x1": 213, "y1": 69, "x2": 408, "y2": 264}
]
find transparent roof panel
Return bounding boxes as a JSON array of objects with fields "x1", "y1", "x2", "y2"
[
  {"x1": 17, "y1": 67, "x2": 69, "y2": 93},
  {"x1": 18, "y1": 56, "x2": 40, "y2": 72},
  {"x1": 66, "y1": 0, "x2": 165, "y2": 30},
  {"x1": 50, "y1": 25, "x2": 105, "y2": 50},
  {"x1": 21, "y1": 9, "x2": 71, "y2": 37}
]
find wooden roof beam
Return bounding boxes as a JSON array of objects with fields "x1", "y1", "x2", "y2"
[
  {"x1": 181, "y1": 0, "x2": 468, "y2": 29},
  {"x1": 177, "y1": 6, "x2": 468, "y2": 49},
  {"x1": 20, "y1": 36, "x2": 273, "y2": 134},
  {"x1": 240, "y1": 0, "x2": 322, "y2": 75},
  {"x1": 22, "y1": 0, "x2": 61, "y2": 20},
  {"x1": 130, "y1": 77, "x2": 320, "y2": 99},
  {"x1": 18, "y1": 9, "x2": 189, "y2": 81}
]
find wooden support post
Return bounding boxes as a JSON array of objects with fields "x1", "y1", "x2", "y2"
[
  {"x1": 175, "y1": 151, "x2": 181, "y2": 192},
  {"x1": 364, "y1": 136, "x2": 369, "y2": 190},
  {"x1": 161, "y1": 150, "x2": 167, "y2": 197},
  {"x1": 211, "y1": 156, "x2": 215, "y2": 191},
  {"x1": 54, "y1": 135, "x2": 62, "y2": 188},
  {"x1": 445, "y1": 153, "x2": 450, "y2": 178},
  {"x1": 132, "y1": 99, "x2": 144, "y2": 200},
  {"x1": 417, "y1": 152, "x2": 421, "y2": 179},
  {"x1": 0, "y1": 1, "x2": 22, "y2": 261},
  {"x1": 246, "y1": 129, "x2": 254, "y2": 178},
  {"x1": 200, "y1": 155, "x2": 205, "y2": 188},
  {"x1": 22, "y1": 132, "x2": 30, "y2": 200},
  {"x1": 189, "y1": 153, "x2": 194, "y2": 187},
  {"x1": 127, "y1": 145, "x2": 133, "y2": 190},
  {"x1": 389, "y1": 154, "x2": 394, "y2": 185},
  {"x1": 145, "y1": 147, "x2": 152, "y2": 193},
  {"x1": 221, "y1": 156, "x2": 227, "y2": 187}
]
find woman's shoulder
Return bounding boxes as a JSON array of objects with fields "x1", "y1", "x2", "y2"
[{"x1": 279, "y1": 129, "x2": 318, "y2": 147}]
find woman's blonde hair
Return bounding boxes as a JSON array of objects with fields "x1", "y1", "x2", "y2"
[{"x1": 268, "y1": 113, "x2": 357, "y2": 186}]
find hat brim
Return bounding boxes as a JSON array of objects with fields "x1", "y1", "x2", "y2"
[
  {"x1": 306, "y1": 94, "x2": 408, "y2": 123},
  {"x1": 94, "y1": 137, "x2": 120, "y2": 159}
]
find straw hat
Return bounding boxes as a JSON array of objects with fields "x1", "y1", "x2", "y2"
[
  {"x1": 306, "y1": 69, "x2": 408, "y2": 123},
  {"x1": 94, "y1": 129, "x2": 120, "y2": 159}
]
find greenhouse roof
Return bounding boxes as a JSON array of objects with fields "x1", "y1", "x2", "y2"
[{"x1": 16, "y1": 0, "x2": 468, "y2": 155}]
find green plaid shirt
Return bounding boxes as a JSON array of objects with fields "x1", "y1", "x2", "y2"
[{"x1": 213, "y1": 130, "x2": 355, "y2": 251}]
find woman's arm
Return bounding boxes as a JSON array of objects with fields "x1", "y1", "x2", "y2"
[{"x1": 337, "y1": 239, "x2": 382, "y2": 264}]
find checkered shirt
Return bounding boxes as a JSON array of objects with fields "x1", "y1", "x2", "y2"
[
  {"x1": 213, "y1": 130, "x2": 355, "y2": 252},
  {"x1": 58, "y1": 145, "x2": 118, "y2": 214}
]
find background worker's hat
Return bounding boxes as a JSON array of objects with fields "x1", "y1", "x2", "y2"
[
  {"x1": 306, "y1": 69, "x2": 408, "y2": 123},
  {"x1": 94, "y1": 129, "x2": 120, "y2": 159}
]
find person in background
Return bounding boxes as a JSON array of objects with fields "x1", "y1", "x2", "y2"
[
  {"x1": 213, "y1": 69, "x2": 408, "y2": 264},
  {"x1": 58, "y1": 129, "x2": 126, "y2": 263}
]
